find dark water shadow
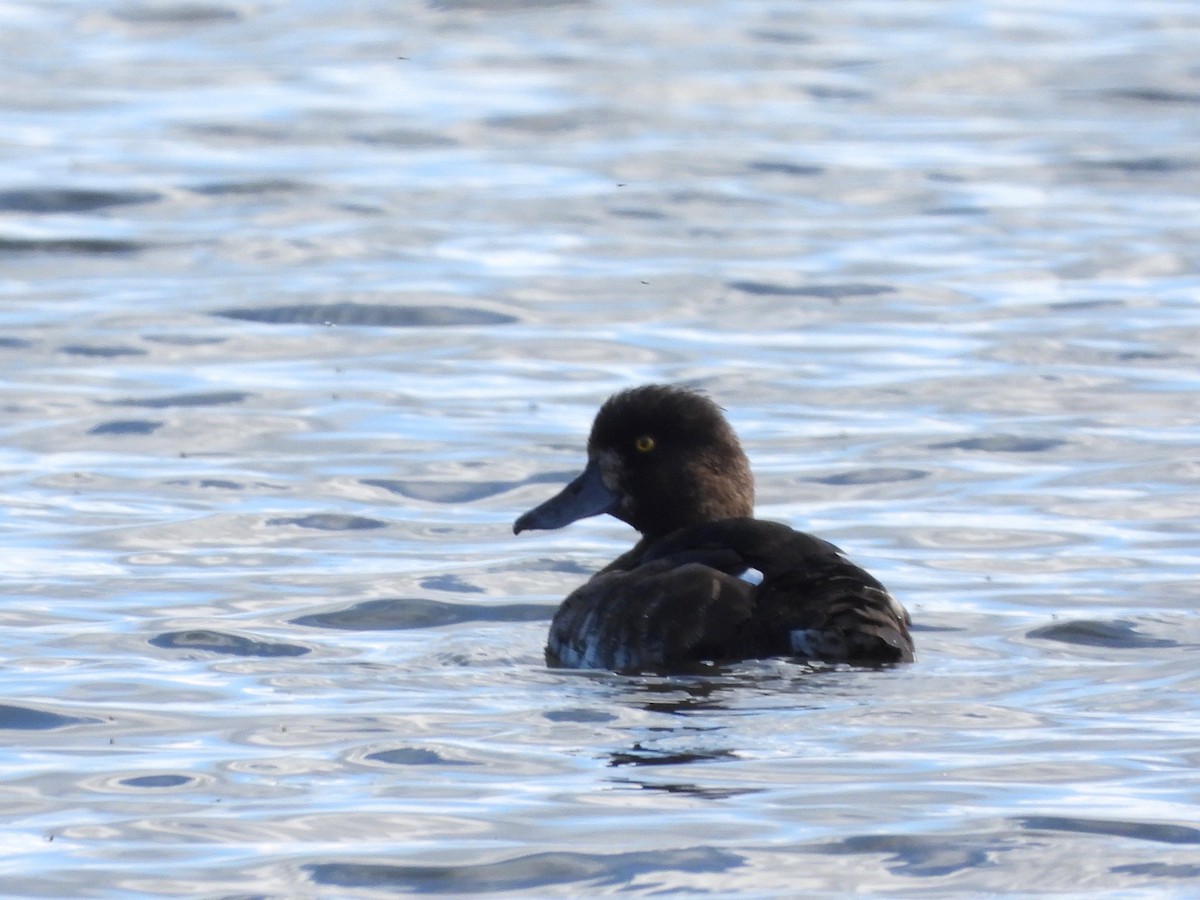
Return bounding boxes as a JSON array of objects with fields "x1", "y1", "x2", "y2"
[
  {"x1": 307, "y1": 846, "x2": 743, "y2": 893},
  {"x1": 267, "y1": 514, "x2": 387, "y2": 531},
  {"x1": 0, "y1": 187, "x2": 160, "y2": 212},
  {"x1": 747, "y1": 160, "x2": 823, "y2": 176},
  {"x1": 1019, "y1": 816, "x2": 1200, "y2": 845},
  {"x1": 811, "y1": 467, "x2": 928, "y2": 486},
  {"x1": 59, "y1": 344, "x2": 146, "y2": 357},
  {"x1": 149, "y1": 630, "x2": 310, "y2": 657},
  {"x1": 365, "y1": 747, "x2": 478, "y2": 767},
  {"x1": 164, "y1": 478, "x2": 245, "y2": 490},
  {"x1": 543, "y1": 708, "x2": 616, "y2": 724},
  {"x1": 108, "y1": 390, "x2": 251, "y2": 408},
  {"x1": 292, "y1": 598, "x2": 553, "y2": 631},
  {"x1": 608, "y1": 744, "x2": 738, "y2": 768},
  {"x1": 191, "y1": 178, "x2": 308, "y2": 196},
  {"x1": 1026, "y1": 619, "x2": 1178, "y2": 649},
  {"x1": 928, "y1": 435, "x2": 1066, "y2": 453},
  {"x1": 727, "y1": 280, "x2": 892, "y2": 300},
  {"x1": 111, "y1": 3, "x2": 242, "y2": 24},
  {"x1": 1108, "y1": 88, "x2": 1200, "y2": 105},
  {"x1": 1079, "y1": 157, "x2": 1196, "y2": 175},
  {"x1": 120, "y1": 774, "x2": 195, "y2": 789},
  {"x1": 924, "y1": 205, "x2": 989, "y2": 217},
  {"x1": 607, "y1": 206, "x2": 669, "y2": 221},
  {"x1": 351, "y1": 128, "x2": 457, "y2": 148},
  {"x1": 419, "y1": 574, "x2": 485, "y2": 594},
  {"x1": 1117, "y1": 349, "x2": 1179, "y2": 361},
  {"x1": 88, "y1": 420, "x2": 162, "y2": 435},
  {"x1": 0, "y1": 704, "x2": 97, "y2": 730},
  {"x1": 0, "y1": 237, "x2": 145, "y2": 255},
  {"x1": 214, "y1": 303, "x2": 517, "y2": 327},
  {"x1": 1047, "y1": 298, "x2": 1127, "y2": 312},
  {"x1": 809, "y1": 832, "x2": 1001, "y2": 877},
  {"x1": 606, "y1": 777, "x2": 754, "y2": 800}
]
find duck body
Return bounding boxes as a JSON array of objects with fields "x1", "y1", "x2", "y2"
[{"x1": 514, "y1": 385, "x2": 914, "y2": 672}]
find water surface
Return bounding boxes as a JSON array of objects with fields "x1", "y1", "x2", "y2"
[{"x1": 1, "y1": 0, "x2": 1199, "y2": 896}]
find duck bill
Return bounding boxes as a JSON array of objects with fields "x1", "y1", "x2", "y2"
[{"x1": 513, "y1": 459, "x2": 617, "y2": 534}]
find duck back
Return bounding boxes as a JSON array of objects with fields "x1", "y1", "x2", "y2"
[{"x1": 547, "y1": 518, "x2": 913, "y2": 670}]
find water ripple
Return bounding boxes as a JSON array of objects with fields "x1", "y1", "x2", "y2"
[
  {"x1": 0, "y1": 704, "x2": 97, "y2": 731},
  {"x1": 292, "y1": 598, "x2": 553, "y2": 631},
  {"x1": 215, "y1": 303, "x2": 518, "y2": 327},
  {"x1": 149, "y1": 630, "x2": 311, "y2": 657},
  {"x1": 308, "y1": 847, "x2": 744, "y2": 893}
]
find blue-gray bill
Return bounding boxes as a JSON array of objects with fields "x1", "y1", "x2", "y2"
[{"x1": 513, "y1": 459, "x2": 616, "y2": 534}]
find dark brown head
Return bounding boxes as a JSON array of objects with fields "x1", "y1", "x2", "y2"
[{"x1": 513, "y1": 384, "x2": 755, "y2": 541}]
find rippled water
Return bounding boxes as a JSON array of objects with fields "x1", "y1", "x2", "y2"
[{"x1": 2, "y1": 0, "x2": 1200, "y2": 896}]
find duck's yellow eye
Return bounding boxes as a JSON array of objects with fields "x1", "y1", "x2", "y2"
[{"x1": 634, "y1": 435, "x2": 655, "y2": 453}]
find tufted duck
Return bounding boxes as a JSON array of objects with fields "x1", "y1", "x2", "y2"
[{"x1": 514, "y1": 384, "x2": 914, "y2": 671}]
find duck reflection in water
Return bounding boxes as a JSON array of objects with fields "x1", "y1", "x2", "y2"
[{"x1": 514, "y1": 384, "x2": 914, "y2": 672}]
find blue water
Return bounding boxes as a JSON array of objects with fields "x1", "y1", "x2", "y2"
[{"x1": 2, "y1": 0, "x2": 1200, "y2": 895}]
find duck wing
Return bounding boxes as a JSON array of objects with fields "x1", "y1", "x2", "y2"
[
  {"x1": 642, "y1": 518, "x2": 915, "y2": 665},
  {"x1": 545, "y1": 554, "x2": 758, "y2": 671}
]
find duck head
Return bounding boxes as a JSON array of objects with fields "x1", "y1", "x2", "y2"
[{"x1": 513, "y1": 384, "x2": 755, "y2": 541}]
